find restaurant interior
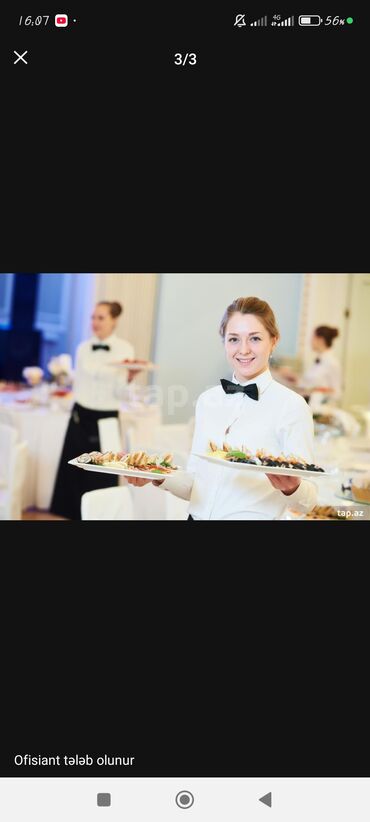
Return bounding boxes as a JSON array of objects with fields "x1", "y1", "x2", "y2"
[{"x1": 0, "y1": 272, "x2": 369, "y2": 521}]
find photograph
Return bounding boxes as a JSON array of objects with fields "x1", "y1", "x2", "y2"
[{"x1": 1, "y1": 272, "x2": 369, "y2": 522}]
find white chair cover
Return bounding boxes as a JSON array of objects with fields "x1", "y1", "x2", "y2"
[
  {"x1": 128, "y1": 481, "x2": 189, "y2": 520},
  {"x1": 0, "y1": 435, "x2": 28, "y2": 520},
  {"x1": 163, "y1": 492, "x2": 189, "y2": 520},
  {"x1": 81, "y1": 486, "x2": 135, "y2": 520},
  {"x1": 97, "y1": 417, "x2": 123, "y2": 453},
  {"x1": 0, "y1": 409, "x2": 19, "y2": 429},
  {"x1": 0, "y1": 423, "x2": 19, "y2": 488}
]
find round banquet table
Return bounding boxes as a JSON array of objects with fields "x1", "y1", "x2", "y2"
[
  {"x1": 0, "y1": 391, "x2": 161, "y2": 511},
  {"x1": 307, "y1": 434, "x2": 370, "y2": 517},
  {"x1": 0, "y1": 398, "x2": 70, "y2": 510}
]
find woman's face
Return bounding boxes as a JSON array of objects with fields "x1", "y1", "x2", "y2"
[
  {"x1": 224, "y1": 313, "x2": 276, "y2": 382},
  {"x1": 91, "y1": 305, "x2": 116, "y2": 339},
  {"x1": 311, "y1": 333, "x2": 326, "y2": 352}
]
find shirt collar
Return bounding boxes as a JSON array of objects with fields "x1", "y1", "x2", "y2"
[
  {"x1": 91, "y1": 333, "x2": 116, "y2": 345},
  {"x1": 232, "y1": 368, "x2": 273, "y2": 396}
]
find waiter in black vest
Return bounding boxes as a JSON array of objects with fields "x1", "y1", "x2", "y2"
[{"x1": 50, "y1": 300, "x2": 137, "y2": 520}]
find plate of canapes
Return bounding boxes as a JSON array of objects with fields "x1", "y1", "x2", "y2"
[
  {"x1": 193, "y1": 441, "x2": 337, "y2": 480},
  {"x1": 68, "y1": 450, "x2": 181, "y2": 480},
  {"x1": 288, "y1": 506, "x2": 353, "y2": 520},
  {"x1": 108, "y1": 359, "x2": 159, "y2": 371}
]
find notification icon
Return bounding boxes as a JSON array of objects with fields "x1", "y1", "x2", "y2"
[{"x1": 55, "y1": 14, "x2": 68, "y2": 27}]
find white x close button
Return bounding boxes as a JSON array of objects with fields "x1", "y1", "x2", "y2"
[{"x1": 13, "y1": 50, "x2": 28, "y2": 65}]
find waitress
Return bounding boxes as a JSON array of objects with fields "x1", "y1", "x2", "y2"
[
  {"x1": 127, "y1": 296, "x2": 318, "y2": 520},
  {"x1": 50, "y1": 300, "x2": 136, "y2": 520},
  {"x1": 301, "y1": 326, "x2": 342, "y2": 404},
  {"x1": 275, "y1": 326, "x2": 342, "y2": 405}
]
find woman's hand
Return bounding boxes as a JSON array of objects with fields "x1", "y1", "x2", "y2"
[
  {"x1": 274, "y1": 366, "x2": 298, "y2": 384},
  {"x1": 266, "y1": 474, "x2": 301, "y2": 495},
  {"x1": 127, "y1": 369, "x2": 141, "y2": 383},
  {"x1": 126, "y1": 477, "x2": 165, "y2": 487}
]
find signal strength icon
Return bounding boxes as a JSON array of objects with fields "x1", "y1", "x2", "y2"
[
  {"x1": 250, "y1": 15, "x2": 268, "y2": 26},
  {"x1": 272, "y1": 16, "x2": 294, "y2": 26}
]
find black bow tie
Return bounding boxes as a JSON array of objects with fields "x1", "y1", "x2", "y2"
[
  {"x1": 315, "y1": 357, "x2": 321, "y2": 364},
  {"x1": 220, "y1": 379, "x2": 259, "y2": 401},
  {"x1": 92, "y1": 344, "x2": 110, "y2": 351}
]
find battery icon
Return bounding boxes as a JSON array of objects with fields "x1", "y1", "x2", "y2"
[{"x1": 298, "y1": 15, "x2": 322, "y2": 25}]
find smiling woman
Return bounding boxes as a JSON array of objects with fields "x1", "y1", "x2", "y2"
[
  {"x1": 126, "y1": 295, "x2": 319, "y2": 520},
  {"x1": 220, "y1": 296, "x2": 279, "y2": 383}
]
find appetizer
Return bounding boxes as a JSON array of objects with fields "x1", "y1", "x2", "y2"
[
  {"x1": 351, "y1": 476, "x2": 370, "y2": 503},
  {"x1": 76, "y1": 450, "x2": 178, "y2": 474},
  {"x1": 121, "y1": 358, "x2": 150, "y2": 365},
  {"x1": 207, "y1": 441, "x2": 325, "y2": 473},
  {"x1": 305, "y1": 506, "x2": 349, "y2": 520}
]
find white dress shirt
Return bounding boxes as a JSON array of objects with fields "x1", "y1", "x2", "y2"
[
  {"x1": 73, "y1": 334, "x2": 135, "y2": 411},
  {"x1": 303, "y1": 349, "x2": 342, "y2": 403},
  {"x1": 157, "y1": 369, "x2": 318, "y2": 520}
]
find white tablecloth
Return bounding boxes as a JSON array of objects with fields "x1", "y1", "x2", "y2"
[
  {"x1": 0, "y1": 401, "x2": 70, "y2": 510},
  {"x1": 312, "y1": 435, "x2": 370, "y2": 515},
  {"x1": 0, "y1": 393, "x2": 161, "y2": 511},
  {"x1": 2, "y1": 392, "x2": 368, "y2": 517}
]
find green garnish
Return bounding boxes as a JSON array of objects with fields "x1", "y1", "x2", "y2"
[
  {"x1": 152, "y1": 468, "x2": 165, "y2": 473},
  {"x1": 225, "y1": 450, "x2": 248, "y2": 459},
  {"x1": 160, "y1": 460, "x2": 172, "y2": 467}
]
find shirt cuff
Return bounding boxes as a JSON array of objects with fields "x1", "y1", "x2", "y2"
[
  {"x1": 283, "y1": 479, "x2": 317, "y2": 513},
  {"x1": 155, "y1": 472, "x2": 194, "y2": 502}
]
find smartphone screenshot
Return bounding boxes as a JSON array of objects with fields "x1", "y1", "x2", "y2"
[
  {"x1": 0, "y1": 271, "x2": 369, "y2": 522},
  {"x1": 1, "y1": 4, "x2": 369, "y2": 820},
  {"x1": 1, "y1": 271, "x2": 369, "y2": 819}
]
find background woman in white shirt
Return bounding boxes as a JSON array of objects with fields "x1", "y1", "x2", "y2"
[
  {"x1": 276, "y1": 326, "x2": 342, "y2": 405},
  {"x1": 128, "y1": 296, "x2": 318, "y2": 520},
  {"x1": 51, "y1": 300, "x2": 136, "y2": 520},
  {"x1": 302, "y1": 326, "x2": 342, "y2": 404}
]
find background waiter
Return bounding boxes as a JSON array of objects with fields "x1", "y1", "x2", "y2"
[{"x1": 50, "y1": 300, "x2": 137, "y2": 520}]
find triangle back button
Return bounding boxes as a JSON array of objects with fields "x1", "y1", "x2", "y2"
[{"x1": 259, "y1": 792, "x2": 272, "y2": 808}]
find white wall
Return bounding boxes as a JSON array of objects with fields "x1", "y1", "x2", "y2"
[
  {"x1": 152, "y1": 273, "x2": 304, "y2": 423},
  {"x1": 343, "y1": 274, "x2": 370, "y2": 408}
]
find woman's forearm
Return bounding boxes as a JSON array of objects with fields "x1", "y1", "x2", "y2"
[
  {"x1": 281, "y1": 478, "x2": 317, "y2": 513},
  {"x1": 155, "y1": 471, "x2": 194, "y2": 501}
]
